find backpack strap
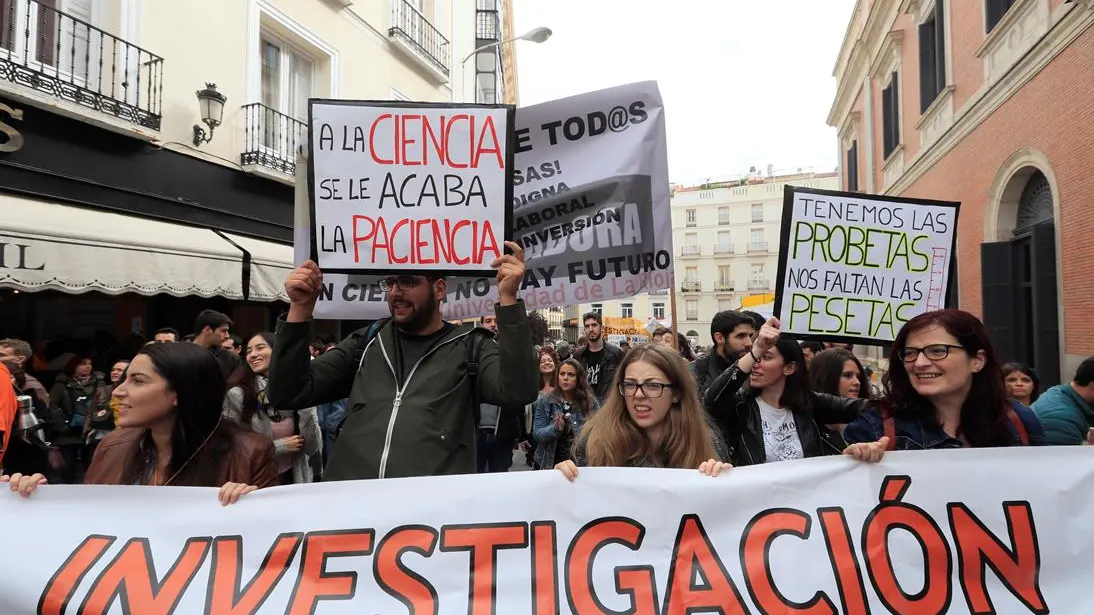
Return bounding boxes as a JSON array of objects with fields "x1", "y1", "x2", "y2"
[
  {"x1": 881, "y1": 408, "x2": 897, "y2": 451},
  {"x1": 1006, "y1": 406, "x2": 1030, "y2": 445},
  {"x1": 353, "y1": 317, "x2": 391, "y2": 367},
  {"x1": 466, "y1": 329, "x2": 492, "y2": 427}
]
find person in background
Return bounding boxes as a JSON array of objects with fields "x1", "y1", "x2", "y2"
[
  {"x1": 0, "y1": 362, "x2": 18, "y2": 471},
  {"x1": 619, "y1": 341, "x2": 631, "y2": 353},
  {"x1": 703, "y1": 321, "x2": 864, "y2": 466},
  {"x1": 808, "y1": 347, "x2": 869, "y2": 452},
  {"x1": 691, "y1": 311, "x2": 756, "y2": 400},
  {"x1": 1, "y1": 360, "x2": 49, "y2": 476},
  {"x1": 153, "y1": 328, "x2": 180, "y2": 343},
  {"x1": 475, "y1": 314, "x2": 525, "y2": 474},
  {"x1": 676, "y1": 333, "x2": 695, "y2": 362},
  {"x1": 573, "y1": 312, "x2": 623, "y2": 404},
  {"x1": 533, "y1": 359, "x2": 599, "y2": 470},
  {"x1": 799, "y1": 341, "x2": 825, "y2": 367},
  {"x1": 537, "y1": 347, "x2": 559, "y2": 397},
  {"x1": 0, "y1": 339, "x2": 49, "y2": 405},
  {"x1": 555, "y1": 343, "x2": 730, "y2": 480},
  {"x1": 3, "y1": 343, "x2": 276, "y2": 505},
  {"x1": 556, "y1": 341, "x2": 572, "y2": 362},
  {"x1": 48, "y1": 356, "x2": 109, "y2": 483},
  {"x1": 308, "y1": 338, "x2": 326, "y2": 359},
  {"x1": 1001, "y1": 362, "x2": 1040, "y2": 407},
  {"x1": 222, "y1": 335, "x2": 243, "y2": 355},
  {"x1": 84, "y1": 360, "x2": 129, "y2": 460},
  {"x1": 1033, "y1": 357, "x2": 1094, "y2": 446},
  {"x1": 224, "y1": 333, "x2": 321, "y2": 485},
  {"x1": 740, "y1": 310, "x2": 765, "y2": 331},
  {"x1": 825, "y1": 342, "x2": 855, "y2": 353},
  {"x1": 576, "y1": 336, "x2": 588, "y2": 350},
  {"x1": 843, "y1": 309, "x2": 1045, "y2": 459},
  {"x1": 192, "y1": 310, "x2": 233, "y2": 351}
]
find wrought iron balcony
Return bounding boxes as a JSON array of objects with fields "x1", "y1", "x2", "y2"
[
  {"x1": 0, "y1": 0, "x2": 163, "y2": 129},
  {"x1": 476, "y1": 2, "x2": 498, "y2": 41},
  {"x1": 748, "y1": 241, "x2": 769, "y2": 252},
  {"x1": 681, "y1": 281, "x2": 702, "y2": 293},
  {"x1": 714, "y1": 244, "x2": 734, "y2": 254},
  {"x1": 715, "y1": 283, "x2": 735, "y2": 292},
  {"x1": 240, "y1": 103, "x2": 306, "y2": 177},
  {"x1": 681, "y1": 245, "x2": 701, "y2": 257},
  {"x1": 748, "y1": 278, "x2": 770, "y2": 291},
  {"x1": 389, "y1": 0, "x2": 450, "y2": 77}
]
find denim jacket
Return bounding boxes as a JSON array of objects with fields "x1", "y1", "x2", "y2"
[
  {"x1": 843, "y1": 401, "x2": 1046, "y2": 449},
  {"x1": 532, "y1": 393, "x2": 598, "y2": 470}
]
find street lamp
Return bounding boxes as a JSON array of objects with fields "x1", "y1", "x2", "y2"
[
  {"x1": 192, "y1": 83, "x2": 227, "y2": 147},
  {"x1": 459, "y1": 26, "x2": 552, "y2": 102}
]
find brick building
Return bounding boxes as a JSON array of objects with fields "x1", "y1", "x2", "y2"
[{"x1": 829, "y1": 0, "x2": 1094, "y2": 384}]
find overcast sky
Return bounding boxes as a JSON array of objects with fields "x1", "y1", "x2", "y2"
[{"x1": 512, "y1": 0, "x2": 857, "y2": 186}]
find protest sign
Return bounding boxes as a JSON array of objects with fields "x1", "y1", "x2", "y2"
[
  {"x1": 293, "y1": 81, "x2": 672, "y2": 320},
  {"x1": 1, "y1": 448, "x2": 1090, "y2": 614},
  {"x1": 604, "y1": 316, "x2": 650, "y2": 345},
  {"x1": 774, "y1": 186, "x2": 960, "y2": 344},
  {"x1": 307, "y1": 101, "x2": 515, "y2": 276}
]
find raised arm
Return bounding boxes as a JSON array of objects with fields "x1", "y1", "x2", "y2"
[{"x1": 476, "y1": 242, "x2": 539, "y2": 408}]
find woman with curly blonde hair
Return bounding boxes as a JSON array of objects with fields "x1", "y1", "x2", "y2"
[{"x1": 555, "y1": 343, "x2": 730, "y2": 479}]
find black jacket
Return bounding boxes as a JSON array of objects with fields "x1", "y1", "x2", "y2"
[
  {"x1": 690, "y1": 352, "x2": 734, "y2": 400},
  {"x1": 572, "y1": 343, "x2": 624, "y2": 402},
  {"x1": 702, "y1": 362, "x2": 865, "y2": 466}
]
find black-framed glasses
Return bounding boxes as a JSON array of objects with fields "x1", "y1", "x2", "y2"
[
  {"x1": 618, "y1": 381, "x2": 673, "y2": 398},
  {"x1": 899, "y1": 344, "x2": 966, "y2": 363},
  {"x1": 378, "y1": 276, "x2": 425, "y2": 293}
]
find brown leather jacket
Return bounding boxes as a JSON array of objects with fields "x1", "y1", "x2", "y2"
[{"x1": 84, "y1": 427, "x2": 278, "y2": 487}]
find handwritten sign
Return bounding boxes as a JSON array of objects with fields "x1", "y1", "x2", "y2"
[
  {"x1": 308, "y1": 101, "x2": 515, "y2": 276},
  {"x1": 774, "y1": 186, "x2": 960, "y2": 344}
]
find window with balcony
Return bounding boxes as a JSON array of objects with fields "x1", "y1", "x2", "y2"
[
  {"x1": 882, "y1": 72, "x2": 901, "y2": 159},
  {"x1": 749, "y1": 229, "x2": 767, "y2": 252},
  {"x1": 685, "y1": 209, "x2": 696, "y2": 227},
  {"x1": 986, "y1": 0, "x2": 1016, "y2": 32},
  {"x1": 751, "y1": 204, "x2": 764, "y2": 223},
  {"x1": 0, "y1": 0, "x2": 163, "y2": 130},
  {"x1": 685, "y1": 299, "x2": 698, "y2": 321},
  {"x1": 682, "y1": 233, "x2": 700, "y2": 256},
  {"x1": 682, "y1": 267, "x2": 701, "y2": 292},
  {"x1": 591, "y1": 303, "x2": 603, "y2": 316},
  {"x1": 389, "y1": 0, "x2": 450, "y2": 79},
  {"x1": 717, "y1": 266, "x2": 733, "y2": 292},
  {"x1": 621, "y1": 303, "x2": 633, "y2": 319},
  {"x1": 653, "y1": 303, "x2": 665, "y2": 320},
  {"x1": 847, "y1": 140, "x2": 859, "y2": 191},
  {"x1": 919, "y1": 0, "x2": 947, "y2": 113},
  {"x1": 749, "y1": 263, "x2": 769, "y2": 291},
  {"x1": 718, "y1": 207, "x2": 730, "y2": 225},
  {"x1": 715, "y1": 231, "x2": 732, "y2": 254},
  {"x1": 241, "y1": 33, "x2": 317, "y2": 177}
]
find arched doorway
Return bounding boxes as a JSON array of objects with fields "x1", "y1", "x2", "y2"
[{"x1": 981, "y1": 166, "x2": 1060, "y2": 384}]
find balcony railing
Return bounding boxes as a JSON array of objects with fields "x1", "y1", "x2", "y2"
[
  {"x1": 748, "y1": 278, "x2": 770, "y2": 291},
  {"x1": 648, "y1": 289, "x2": 668, "y2": 295},
  {"x1": 0, "y1": 0, "x2": 163, "y2": 129},
  {"x1": 389, "y1": 0, "x2": 450, "y2": 77},
  {"x1": 718, "y1": 215, "x2": 731, "y2": 225},
  {"x1": 715, "y1": 283, "x2": 734, "y2": 292},
  {"x1": 681, "y1": 245, "x2": 701, "y2": 256},
  {"x1": 714, "y1": 244, "x2": 733, "y2": 254},
  {"x1": 241, "y1": 103, "x2": 306, "y2": 176},
  {"x1": 686, "y1": 311, "x2": 699, "y2": 321},
  {"x1": 685, "y1": 219, "x2": 697, "y2": 227},
  {"x1": 748, "y1": 241, "x2": 769, "y2": 252},
  {"x1": 681, "y1": 281, "x2": 702, "y2": 293},
  {"x1": 476, "y1": 5, "x2": 498, "y2": 40}
]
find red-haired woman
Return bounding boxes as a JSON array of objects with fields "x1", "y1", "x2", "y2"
[{"x1": 844, "y1": 309, "x2": 1046, "y2": 461}]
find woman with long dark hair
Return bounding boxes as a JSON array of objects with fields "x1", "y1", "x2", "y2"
[
  {"x1": 537, "y1": 347, "x2": 559, "y2": 396},
  {"x1": 703, "y1": 319, "x2": 864, "y2": 466},
  {"x1": 1001, "y1": 362, "x2": 1040, "y2": 407},
  {"x1": 223, "y1": 333, "x2": 321, "y2": 485},
  {"x1": 843, "y1": 309, "x2": 1046, "y2": 461},
  {"x1": 808, "y1": 348, "x2": 869, "y2": 400},
  {"x1": 3, "y1": 343, "x2": 277, "y2": 504},
  {"x1": 532, "y1": 358, "x2": 598, "y2": 469},
  {"x1": 555, "y1": 343, "x2": 730, "y2": 479}
]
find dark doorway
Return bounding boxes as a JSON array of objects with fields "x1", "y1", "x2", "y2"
[{"x1": 981, "y1": 171, "x2": 1060, "y2": 385}]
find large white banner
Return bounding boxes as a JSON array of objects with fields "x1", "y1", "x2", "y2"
[
  {"x1": 1, "y1": 448, "x2": 1090, "y2": 614},
  {"x1": 294, "y1": 81, "x2": 673, "y2": 320}
]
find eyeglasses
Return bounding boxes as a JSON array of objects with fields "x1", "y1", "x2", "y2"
[
  {"x1": 898, "y1": 344, "x2": 966, "y2": 363},
  {"x1": 618, "y1": 381, "x2": 673, "y2": 398},
  {"x1": 378, "y1": 276, "x2": 425, "y2": 293}
]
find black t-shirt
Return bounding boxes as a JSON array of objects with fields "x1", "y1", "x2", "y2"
[
  {"x1": 582, "y1": 348, "x2": 605, "y2": 388},
  {"x1": 396, "y1": 323, "x2": 454, "y2": 383}
]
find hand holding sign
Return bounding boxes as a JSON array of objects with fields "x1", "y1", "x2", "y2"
[
  {"x1": 752, "y1": 317, "x2": 781, "y2": 356},
  {"x1": 492, "y1": 241, "x2": 525, "y2": 306},
  {"x1": 285, "y1": 261, "x2": 324, "y2": 322}
]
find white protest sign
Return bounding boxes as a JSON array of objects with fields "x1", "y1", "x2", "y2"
[
  {"x1": 294, "y1": 81, "x2": 672, "y2": 320},
  {"x1": 1, "y1": 449, "x2": 1090, "y2": 614},
  {"x1": 774, "y1": 186, "x2": 960, "y2": 343},
  {"x1": 308, "y1": 101, "x2": 514, "y2": 276}
]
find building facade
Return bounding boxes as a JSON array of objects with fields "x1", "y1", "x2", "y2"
[
  {"x1": 0, "y1": 0, "x2": 515, "y2": 345},
  {"x1": 570, "y1": 170, "x2": 839, "y2": 349},
  {"x1": 829, "y1": 0, "x2": 1094, "y2": 384}
]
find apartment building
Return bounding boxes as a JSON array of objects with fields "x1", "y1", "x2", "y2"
[
  {"x1": 829, "y1": 0, "x2": 1094, "y2": 383},
  {"x1": 570, "y1": 170, "x2": 839, "y2": 348},
  {"x1": 0, "y1": 0, "x2": 517, "y2": 342}
]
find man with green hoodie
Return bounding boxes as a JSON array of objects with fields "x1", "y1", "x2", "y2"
[
  {"x1": 1033, "y1": 357, "x2": 1094, "y2": 445},
  {"x1": 267, "y1": 241, "x2": 539, "y2": 480}
]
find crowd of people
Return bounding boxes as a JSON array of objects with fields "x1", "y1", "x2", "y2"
[{"x1": 2, "y1": 242, "x2": 1092, "y2": 504}]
